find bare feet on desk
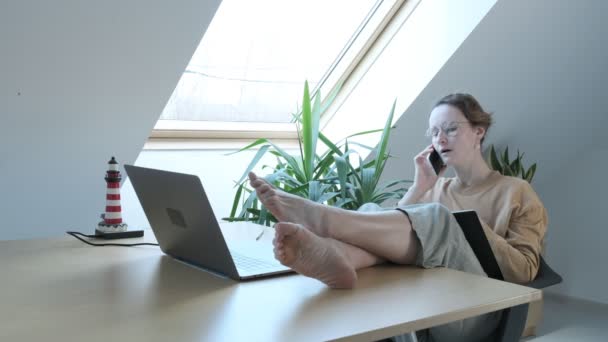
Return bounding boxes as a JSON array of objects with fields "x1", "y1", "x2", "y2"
[
  {"x1": 248, "y1": 172, "x2": 328, "y2": 237},
  {"x1": 273, "y1": 222, "x2": 357, "y2": 289}
]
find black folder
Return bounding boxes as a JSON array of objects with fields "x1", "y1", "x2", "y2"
[{"x1": 452, "y1": 210, "x2": 505, "y2": 281}]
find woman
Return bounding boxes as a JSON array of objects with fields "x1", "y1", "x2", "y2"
[{"x1": 248, "y1": 93, "x2": 547, "y2": 341}]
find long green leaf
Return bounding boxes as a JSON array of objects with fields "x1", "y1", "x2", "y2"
[
  {"x1": 246, "y1": 207, "x2": 260, "y2": 215},
  {"x1": 360, "y1": 167, "x2": 376, "y2": 204},
  {"x1": 301, "y1": 81, "x2": 314, "y2": 180},
  {"x1": 230, "y1": 137, "x2": 304, "y2": 180},
  {"x1": 222, "y1": 216, "x2": 255, "y2": 222},
  {"x1": 239, "y1": 191, "x2": 259, "y2": 219},
  {"x1": 258, "y1": 206, "x2": 268, "y2": 225},
  {"x1": 225, "y1": 138, "x2": 267, "y2": 156},
  {"x1": 502, "y1": 146, "x2": 510, "y2": 166},
  {"x1": 526, "y1": 163, "x2": 537, "y2": 183},
  {"x1": 269, "y1": 169, "x2": 302, "y2": 188},
  {"x1": 346, "y1": 141, "x2": 375, "y2": 151},
  {"x1": 319, "y1": 131, "x2": 344, "y2": 157},
  {"x1": 337, "y1": 149, "x2": 361, "y2": 175},
  {"x1": 334, "y1": 197, "x2": 355, "y2": 208},
  {"x1": 314, "y1": 151, "x2": 338, "y2": 180},
  {"x1": 502, "y1": 163, "x2": 513, "y2": 176},
  {"x1": 489, "y1": 145, "x2": 502, "y2": 172},
  {"x1": 345, "y1": 140, "x2": 351, "y2": 178},
  {"x1": 234, "y1": 144, "x2": 270, "y2": 185},
  {"x1": 510, "y1": 150, "x2": 521, "y2": 174},
  {"x1": 513, "y1": 159, "x2": 522, "y2": 177},
  {"x1": 228, "y1": 182, "x2": 245, "y2": 219},
  {"x1": 282, "y1": 181, "x2": 309, "y2": 196},
  {"x1": 266, "y1": 141, "x2": 305, "y2": 179},
  {"x1": 308, "y1": 181, "x2": 322, "y2": 202},
  {"x1": 311, "y1": 86, "x2": 321, "y2": 164},
  {"x1": 373, "y1": 100, "x2": 396, "y2": 186},
  {"x1": 342, "y1": 128, "x2": 384, "y2": 140},
  {"x1": 317, "y1": 191, "x2": 340, "y2": 204},
  {"x1": 334, "y1": 155, "x2": 349, "y2": 199}
]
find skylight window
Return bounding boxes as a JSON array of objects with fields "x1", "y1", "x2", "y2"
[{"x1": 156, "y1": 0, "x2": 380, "y2": 127}]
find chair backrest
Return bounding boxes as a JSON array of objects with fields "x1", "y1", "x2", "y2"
[
  {"x1": 526, "y1": 255, "x2": 563, "y2": 289},
  {"x1": 452, "y1": 210, "x2": 504, "y2": 281},
  {"x1": 452, "y1": 210, "x2": 563, "y2": 342},
  {"x1": 452, "y1": 209, "x2": 562, "y2": 288}
]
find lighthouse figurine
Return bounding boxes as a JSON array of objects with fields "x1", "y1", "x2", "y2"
[{"x1": 96, "y1": 157, "x2": 128, "y2": 234}]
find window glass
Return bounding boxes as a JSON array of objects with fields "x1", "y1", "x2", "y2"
[{"x1": 159, "y1": 0, "x2": 379, "y2": 124}]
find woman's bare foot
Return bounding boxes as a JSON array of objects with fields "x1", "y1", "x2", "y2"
[
  {"x1": 273, "y1": 222, "x2": 357, "y2": 289},
  {"x1": 248, "y1": 172, "x2": 328, "y2": 237}
]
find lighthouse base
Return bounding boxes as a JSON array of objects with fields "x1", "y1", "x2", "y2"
[
  {"x1": 97, "y1": 222, "x2": 128, "y2": 234},
  {"x1": 95, "y1": 229, "x2": 144, "y2": 239}
]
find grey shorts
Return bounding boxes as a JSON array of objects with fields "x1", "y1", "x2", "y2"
[{"x1": 359, "y1": 203, "x2": 502, "y2": 342}]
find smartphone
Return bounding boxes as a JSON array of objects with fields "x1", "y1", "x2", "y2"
[{"x1": 428, "y1": 148, "x2": 445, "y2": 175}]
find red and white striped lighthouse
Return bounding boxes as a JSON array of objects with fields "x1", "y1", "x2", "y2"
[{"x1": 97, "y1": 156, "x2": 128, "y2": 233}]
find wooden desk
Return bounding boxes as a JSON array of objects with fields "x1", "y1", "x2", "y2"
[{"x1": 0, "y1": 223, "x2": 541, "y2": 342}]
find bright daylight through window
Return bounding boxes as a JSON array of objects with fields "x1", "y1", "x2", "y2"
[{"x1": 153, "y1": 0, "x2": 383, "y2": 136}]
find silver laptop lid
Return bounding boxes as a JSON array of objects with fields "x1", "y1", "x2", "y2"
[{"x1": 124, "y1": 165, "x2": 240, "y2": 280}]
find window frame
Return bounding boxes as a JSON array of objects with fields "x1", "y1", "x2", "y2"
[{"x1": 148, "y1": 0, "x2": 416, "y2": 145}]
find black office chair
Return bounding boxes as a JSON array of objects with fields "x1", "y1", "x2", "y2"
[
  {"x1": 454, "y1": 210, "x2": 563, "y2": 342},
  {"x1": 525, "y1": 256, "x2": 563, "y2": 290},
  {"x1": 490, "y1": 256, "x2": 563, "y2": 341}
]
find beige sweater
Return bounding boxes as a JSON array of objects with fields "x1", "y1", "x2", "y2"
[{"x1": 420, "y1": 171, "x2": 548, "y2": 284}]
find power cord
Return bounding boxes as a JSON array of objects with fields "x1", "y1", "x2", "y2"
[{"x1": 66, "y1": 231, "x2": 159, "y2": 247}]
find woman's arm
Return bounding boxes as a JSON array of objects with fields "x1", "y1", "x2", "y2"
[
  {"x1": 398, "y1": 145, "x2": 445, "y2": 207},
  {"x1": 397, "y1": 186, "x2": 426, "y2": 206},
  {"x1": 481, "y1": 183, "x2": 548, "y2": 283}
]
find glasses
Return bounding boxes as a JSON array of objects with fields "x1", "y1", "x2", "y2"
[{"x1": 425, "y1": 121, "x2": 470, "y2": 139}]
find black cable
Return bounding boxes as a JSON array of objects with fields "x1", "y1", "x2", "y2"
[{"x1": 66, "y1": 231, "x2": 159, "y2": 247}]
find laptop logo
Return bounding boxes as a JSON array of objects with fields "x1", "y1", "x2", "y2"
[{"x1": 166, "y1": 208, "x2": 187, "y2": 228}]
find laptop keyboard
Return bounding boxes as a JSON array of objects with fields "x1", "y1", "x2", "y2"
[{"x1": 229, "y1": 250, "x2": 282, "y2": 272}]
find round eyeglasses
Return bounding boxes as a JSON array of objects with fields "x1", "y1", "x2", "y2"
[{"x1": 425, "y1": 121, "x2": 470, "y2": 139}]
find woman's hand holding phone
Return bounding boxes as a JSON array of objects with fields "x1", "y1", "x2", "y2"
[
  {"x1": 398, "y1": 145, "x2": 445, "y2": 206},
  {"x1": 412, "y1": 145, "x2": 445, "y2": 194},
  {"x1": 428, "y1": 148, "x2": 446, "y2": 175}
]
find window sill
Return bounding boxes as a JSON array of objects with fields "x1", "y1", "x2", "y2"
[
  {"x1": 150, "y1": 120, "x2": 298, "y2": 140},
  {"x1": 143, "y1": 138, "x2": 300, "y2": 151}
]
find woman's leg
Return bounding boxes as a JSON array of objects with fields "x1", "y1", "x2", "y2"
[
  {"x1": 395, "y1": 203, "x2": 503, "y2": 342},
  {"x1": 253, "y1": 173, "x2": 502, "y2": 339},
  {"x1": 272, "y1": 222, "x2": 384, "y2": 288},
  {"x1": 250, "y1": 172, "x2": 419, "y2": 264}
]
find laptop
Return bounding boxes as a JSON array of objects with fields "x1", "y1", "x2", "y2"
[
  {"x1": 452, "y1": 210, "x2": 504, "y2": 281},
  {"x1": 124, "y1": 164, "x2": 292, "y2": 281}
]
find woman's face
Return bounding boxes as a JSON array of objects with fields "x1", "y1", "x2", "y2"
[{"x1": 427, "y1": 104, "x2": 484, "y2": 168}]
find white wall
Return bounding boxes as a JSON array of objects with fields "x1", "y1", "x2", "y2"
[
  {"x1": 536, "y1": 151, "x2": 608, "y2": 304},
  {"x1": 0, "y1": 0, "x2": 221, "y2": 239},
  {"x1": 380, "y1": 0, "x2": 608, "y2": 303}
]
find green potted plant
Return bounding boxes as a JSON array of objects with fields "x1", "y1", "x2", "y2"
[
  {"x1": 224, "y1": 81, "x2": 412, "y2": 226},
  {"x1": 487, "y1": 145, "x2": 537, "y2": 183}
]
